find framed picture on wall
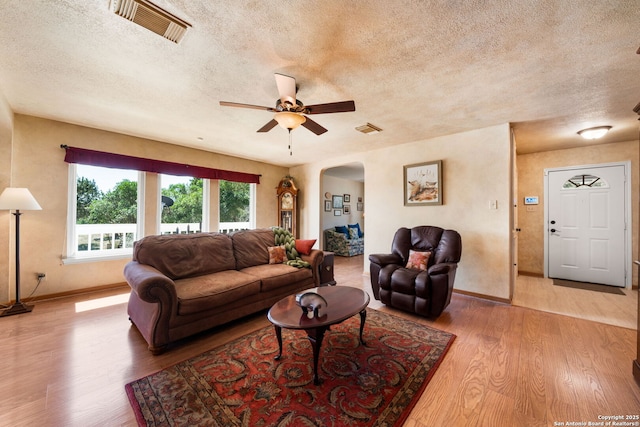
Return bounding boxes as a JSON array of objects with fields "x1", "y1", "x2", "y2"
[
  {"x1": 334, "y1": 209, "x2": 342, "y2": 216},
  {"x1": 357, "y1": 202, "x2": 363, "y2": 211},
  {"x1": 344, "y1": 194, "x2": 351, "y2": 202},
  {"x1": 404, "y1": 160, "x2": 443, "y2": 206},
  {"x1": 344, "y1": 204, "x2": 351, "y2": 214},
  {"x1": 332, "y1": 195, "x2": 343, "y2": 209},
  {"x1": 324, "y1": 200, "x2": 331, "y2": 212}
]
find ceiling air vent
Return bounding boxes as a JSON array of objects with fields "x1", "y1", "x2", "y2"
[
  {"x1": 111, "y1": 0, "x2": 190, "y2": 43},
  {"x1": 355, "y1": 123, "x2": 383, "y2": 135}
]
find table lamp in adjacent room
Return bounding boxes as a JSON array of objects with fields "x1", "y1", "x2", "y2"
[{"x1": 0, "y1": 188, "x2": 42, "y2": 316}]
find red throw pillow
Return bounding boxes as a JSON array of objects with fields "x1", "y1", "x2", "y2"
[
  {"x1": 295, "y1": 239, "x2": 317, "y2": 255},
  {"x1": 268, "y1": 245, "x2": 287, "y2": 264},
  {"x1": 406, "y1": 249, "x2": 431, "y2": 271}
]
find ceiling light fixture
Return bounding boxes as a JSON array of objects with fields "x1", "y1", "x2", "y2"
[
  {"x1": 273, "y1": 112, "x2": 306, "y2": 157},
  {"x1": 274, "y1": 111, "x2": 306, "y2": 130},
  {"x1": 577, "y1": 126, "x2": 612, "y2": 140}
]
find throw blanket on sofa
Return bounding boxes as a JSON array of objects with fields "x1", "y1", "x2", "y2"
[{"x1": 272, "y1": 227, "x2": 311, "y2": 269}]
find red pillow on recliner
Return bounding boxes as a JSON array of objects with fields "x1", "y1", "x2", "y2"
[
  {"x1": 295, "y1": 239, "x2": 317, "y2": 255},
  {"x1": 406, "y1": 249, "x2": 431, "y2": 271}
]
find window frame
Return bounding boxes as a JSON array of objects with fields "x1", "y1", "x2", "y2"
[{"x1": 64, "y1": 164, "x2": 145, "y2": 264}]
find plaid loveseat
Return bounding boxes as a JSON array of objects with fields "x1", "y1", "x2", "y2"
[{"x1": 324, "y1": 227, "x2": 364, "y2": 256}]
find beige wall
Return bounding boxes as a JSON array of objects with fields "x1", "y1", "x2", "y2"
[
  {"x1": 291, "y1": 124, "x2": 513, "y2": 300},
  {"x1": 0, "y1": 95, "x2": 13, "y2": 303},
  {"x1": 517, "y1": 140, "x2": 639, "y2": 288},
  {"x1": 0, "y1": 114, "x2": 288, "y2": 303}
]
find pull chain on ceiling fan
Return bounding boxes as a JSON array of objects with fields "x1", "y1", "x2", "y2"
[{"x1": 220, "y1": 73, "x2": 356, "y2": 155}]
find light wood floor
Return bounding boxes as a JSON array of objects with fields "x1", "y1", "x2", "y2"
[
  {"x1": 513, "y1": 274, "x2": 637, "y2": 330},
  {"x1": 0, "y1": 255, "x2": 638, "y2": 426}
]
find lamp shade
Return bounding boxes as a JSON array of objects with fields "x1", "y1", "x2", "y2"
[
  {"x1": 0, "y1": 188, "x2": 42, "y2": 211},
  {"x1": 274, "y1": 111, "x2": 306, "y2": 130}
]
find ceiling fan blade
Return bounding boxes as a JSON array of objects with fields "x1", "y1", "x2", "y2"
[
  {"x1": 220, "y1": 101, "x2": 276, "y2": 112},
  {"x1": 274, "y1": 73, "x2": 297, "y2": 105},
  {"x1": 301, "y1": 117, "x2": 328, "y2": 135},
  {"x1": 257, "y1": 119, "x2": 278, "y2": 133},
  {"x1": 305, "y1": 100, "x2": 356, "y2": 114}
]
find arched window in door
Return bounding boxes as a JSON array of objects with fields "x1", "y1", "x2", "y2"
[{"x1": 561, "y1": 174, "x2": 609, "y2": 189}]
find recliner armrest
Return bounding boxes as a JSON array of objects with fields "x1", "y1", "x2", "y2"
[
  {"x1": 427, "y1": 262, "x2": 457, "y2": 276},
  {"x1": 369, "y1": 253, "x2": 403, "y2": 267}
]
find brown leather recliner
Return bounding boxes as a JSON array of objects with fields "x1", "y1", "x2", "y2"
[{"x1": 369, "y1": 226, "x2": 462, "y2": 318}]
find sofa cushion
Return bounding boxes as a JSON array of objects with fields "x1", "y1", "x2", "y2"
[
  {"x1": 335, "y1": 225, "x2": 349, "y2": 236},
  {"x1": 348, "y1": 227, "x2": 359, "y2": 239},
  {"x1": 175, "y1": 270, "x2": 261, "y2": 315},
  {"x1": 348, "y1": 223, "x2": 363, "y2": 238},
  {"x1": 241, "y1": 264, "x2": 313, "y2": 292},
  {"x1": 406, "y1": 249, "x2": 431, "y2": 271},
  {"x1": 268, "y1": 245, "x2": 287, "y2": 264},
  {"x1": 295, "y1": 239, "x2": 316, "y2": 255},
  {"x1": 231, "y1": 228, "x2": 274, "y2": 270},
  {"x1": 133, "y1": 232, "x2": 235, "y2": 280}
]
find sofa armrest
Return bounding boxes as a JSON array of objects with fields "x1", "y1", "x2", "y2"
[
  {"x1": 368, "y1": 253, "x2": 403, "y2": 267},
  {"x1": 124, "y1": 261, "x2": 178, "y2": 305},
  {"x1": 301, "y1": 249, "x2": 324, "y2": 286}
]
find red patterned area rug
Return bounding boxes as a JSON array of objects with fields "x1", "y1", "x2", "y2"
[{"x1": 126, "y1": 308, "x2": 455, "y2": 427}]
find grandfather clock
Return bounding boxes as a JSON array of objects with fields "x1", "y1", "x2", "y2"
[{"x1": 276, "y1": 176, "x2": 298, "y2": 237}]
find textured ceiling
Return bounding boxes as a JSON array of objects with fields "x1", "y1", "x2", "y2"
[{"x1": 0, "y1": 0, "x2": 638, "y2": 168}]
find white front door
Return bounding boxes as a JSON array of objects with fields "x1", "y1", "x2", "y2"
[{"x1": 547, "y1": 164, "x2": 626, "y2": 287}]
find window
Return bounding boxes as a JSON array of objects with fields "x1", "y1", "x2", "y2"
[
  {"x1": 219, "y1": 180, "x2": 255, "y2": 233},
  {"x1": 159, "y1": 174, "x2": 204, "y2": 234},
  {"x1": 562, "y1": 174, "x2": 609, "y2": 189},
  {"x1": 66, "y1": 164, "x2": 144, "y2": 262}
]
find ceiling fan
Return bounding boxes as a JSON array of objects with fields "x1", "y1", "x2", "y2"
[{"x1": 219, "y1": 73, "x2": 355, "y2": 136}]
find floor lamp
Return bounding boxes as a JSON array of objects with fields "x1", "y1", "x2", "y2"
[{"x1": 0, "y1": 188, "x2": 42, "y2": 317}]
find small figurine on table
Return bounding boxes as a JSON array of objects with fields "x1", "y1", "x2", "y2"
[{"x1": 295, "y1": 291, "x2": 328, "y2": 318}]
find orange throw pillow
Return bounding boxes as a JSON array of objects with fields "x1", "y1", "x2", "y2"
[
  {"x1": 268, "y1": 245, "x2": 287, "y2": 264},
  {"x1": 405, "y1": 249, "x2": 431, "y2": 271},
  {"x1": 295, "y1": 239, "x2": 317, "y2": 255}
]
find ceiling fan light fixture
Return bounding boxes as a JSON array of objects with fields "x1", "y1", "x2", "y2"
[
  {"x1": 577, "y1": 126, "x2": 611, "y2": 140},
  {"x1": 274, "y1": 111, "x2": 306, "y2": 130}
]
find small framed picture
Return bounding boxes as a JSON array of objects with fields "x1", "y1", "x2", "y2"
[
  {"x1": 324, "y1": 200, "x2": 331, "y2": 212},
  {"x1": 334, "y1": 209, "x2": 342, "y2": 216},
  {"x1": 332, "y1": 195, "x2": 343, "y2": 209},
  {"x1": 344, "y1": 204, "x2": 351, "y2": 214},
  {"x1": 357, "y1": 202, "x2": 363, "y2": 211},
  {"x1": 344, "y1": 194, "x2": 351, "y2": 202},
  {"x1": 358, "y1": 197, "x2": 362, "y2": 202}
]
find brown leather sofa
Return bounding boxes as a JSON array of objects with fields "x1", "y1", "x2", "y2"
[
  {"x1": 369, "y1": 226, "x2": 462, "y2": 318},
  {"x1": 124, "y1": 228, "x2": 323, "y2": 354}
]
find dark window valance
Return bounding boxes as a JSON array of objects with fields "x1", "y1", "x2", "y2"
[{"x1": 62, "y1": 146, "x2": 260, "y2": 184}]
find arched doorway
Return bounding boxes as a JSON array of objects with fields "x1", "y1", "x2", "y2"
[{"x1": 320, "y1": 162, "x2": 365, "y2": 265}]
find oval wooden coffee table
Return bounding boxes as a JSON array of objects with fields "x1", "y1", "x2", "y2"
[{"x1": 267, "y1": 286, "x2": 370, "y2": 385}]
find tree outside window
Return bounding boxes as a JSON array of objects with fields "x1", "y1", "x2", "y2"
[
  {"x1": 219, "y1": 180, "x2": 250, "y2": 223},
  {"x1": 74, "y1": 165, "x2": 139, "y2": 255},
  {"x1": 160, "y1": 175, "x2": 203, "y2": 234}
]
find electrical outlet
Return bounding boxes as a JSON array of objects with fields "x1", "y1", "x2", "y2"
[{"x1": 37, "y1": 272, "x2": 46, "y2": 280}]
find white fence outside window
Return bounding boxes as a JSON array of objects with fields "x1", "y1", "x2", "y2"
[{"x1": 75, "y1": 222, "x2": 251, "y2": 255}]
